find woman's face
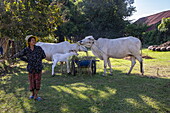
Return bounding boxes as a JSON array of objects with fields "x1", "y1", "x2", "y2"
[{"x1": 29, "y1": 38, "x2": 36, "y2": 46}]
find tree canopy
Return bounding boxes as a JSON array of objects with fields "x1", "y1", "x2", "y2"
[
  {"x1": 0, "y1": 0, "x2": 62, "y2": 45},
  {"x1": 158, "y1": 17, "x2": 170, "y2": 34},
  {"x1": 76, "y1": 0, "x2": 136, "y2": 38},
  {"x1": 1, "y1": 0, "x2": 136, "y2": 45}
]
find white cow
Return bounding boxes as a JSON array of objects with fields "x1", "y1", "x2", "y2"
[
  {"x1": 36, "y1": 41, "x2": 87, "y2": 60},
  {"x1": 52, "y1": 51, "x2": 78, "y2": 76},
  {"x1": 36, "y1": 41, "x2": 87, "y2": 75},
  {"x1": 78, "y1": 36, "x2": 144, "y2": 76}
]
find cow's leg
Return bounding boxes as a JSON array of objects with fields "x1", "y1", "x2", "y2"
[
  {"x1": 136, "y1": 56, "x2": 144, "y2": 75},
  {"x1": 60, "y1": 62, "x2": 63, "y2": 73},
  {"x1": 52, "y1": 60, "x2": 58, "y2": 76},
  {"x1": 127, "y1": 56, "x2": 136, "y2": 75},
  {"x1": 107, "y1": 58, "x2": 113, "y2": 75},
  {"x1": 66, "y1": 59, "x2": 70, "y2": 74},
  {"x1": 103, "y1": 57, "x2": 108, "y2": 76}
]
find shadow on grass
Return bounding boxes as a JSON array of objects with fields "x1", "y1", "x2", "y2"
[{"x1": 0, "y1": 62, "x2": 170, "y2": 113}]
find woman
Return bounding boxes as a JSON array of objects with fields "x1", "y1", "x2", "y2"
[{"x1": 13, "y1": 35, "x2": 46, "y2": 101}]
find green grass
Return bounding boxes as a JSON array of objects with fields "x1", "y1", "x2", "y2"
[{"x1": 0, "y1": 49, "x2": 170, "y2": 113}]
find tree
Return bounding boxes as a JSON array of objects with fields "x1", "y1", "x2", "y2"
[
  {"x1": 1, "y1": 0, "x2": 137, "y2": 45},
  {"x1": 158, "y1": 17, "x2": 170, "y2": 34},
  {"x1": 77, "y1": 0, "x2": 136, "y2": 38},
  {"x1": 53, "y1": 0, "x2": 86, "y2": 42},
  {"x1": 124, "y1": 23, "x2": 148, "y2": 42},
  {"x1": 157, "y1": 17, "x2": 170, "y2": 43},
  {"x1": 0, "y1": 0, "x2": 63, "y2": 49}
]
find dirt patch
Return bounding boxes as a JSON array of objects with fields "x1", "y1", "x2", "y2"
[
  {"x1": 142, "y1": 55, "x2": 154, "y2": 59},
  {"x1": 123, "y1": 56, "x2": 131, "y2": 60}
]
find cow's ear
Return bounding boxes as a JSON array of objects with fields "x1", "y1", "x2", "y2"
[
  {"x1": 89, "y1": 37, "x2": 95, "y2": 41},
  {"x1": 87, "y1": 36, "x2": 94, "y2": 40},
  {"x1": 69, "y1": 50, "x2": 73, "y2": 52},
  {"x1": 88, "y1": 38, "x2": 95, "y2": 44}
]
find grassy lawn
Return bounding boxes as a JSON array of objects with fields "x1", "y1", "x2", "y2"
[{"x1": 0, "y1": 49, "x2": 170, "y2": 113}]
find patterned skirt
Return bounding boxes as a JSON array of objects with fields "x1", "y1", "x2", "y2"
[{"x1": 28, "y1": 72, "x2": 42, "y2": 91}]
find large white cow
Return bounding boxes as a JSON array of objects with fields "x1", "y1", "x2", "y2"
[
  {"x1": 78, "y1": 36, "x2": 144, "y2": 76},
  {"x1": 36, "y1": 41, "x2": 87, "y2": 75}
]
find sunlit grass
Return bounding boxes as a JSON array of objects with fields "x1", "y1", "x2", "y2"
[
  {"x1": 0, "y1": 49, "x2": 170, "y2": 113},
  {"x1": 51, "y1": 83, "x2": 117, "y2": 102},
  {"x1": 125, "y1": 98, "x2": 143, "y2": 108}
]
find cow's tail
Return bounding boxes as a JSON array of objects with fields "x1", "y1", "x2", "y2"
[
  {"x1": 139, "y1": 40, "x2": 143, "y2": 57},
  {"x1": 140, "y1": 41, "x2": 144, "y2": 75},
  {"x1": 140, "y1": 45, "x2": 143, "y2": 57}
]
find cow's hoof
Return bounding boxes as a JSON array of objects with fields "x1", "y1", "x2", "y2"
[
  {"x1": 67, "y1": 72, "x2": 71, "y2": 74},
  {"x1": 102, "y1": 74, "x2": 106, "y2": 77},
  {"x1": 52, "y1": 74, "x2": 55, "y2": 77},
  {"x1": 109, "y1": 73, "x2": 113, "y2": 76}
]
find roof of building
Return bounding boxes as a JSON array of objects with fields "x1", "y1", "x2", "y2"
[{"x1": 134, "y1": 10, "x2": 170, "y2": 31}]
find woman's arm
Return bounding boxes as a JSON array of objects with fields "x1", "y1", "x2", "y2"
[
  {"x1": 40, "y1": 47, "x2": 46, "y2": 59},
  {"x1": 12, "y1": 48, "x2": 28, "y2": 62}
]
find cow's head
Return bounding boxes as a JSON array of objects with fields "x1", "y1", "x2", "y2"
[{"x1": 78, "y1": 36, "x2": 95, "y2": 48}]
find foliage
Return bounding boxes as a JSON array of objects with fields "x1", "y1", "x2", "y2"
[
  {"x1": 1, "y1": 0, "x2": 169, "y2": 49},
  {"x1": 142, "y1": 30, "x2": 161, "y2": 45},
  {"x1": 1, "y1": 0, "x2": 137, "y2": 48},
  {"x1": 158, "y1": 17, "x2": 170, "y2": 34},
  {"x1": 0, "y1": 50, "x2": 170, "y2": 112},
  {"x1": 125, "y1": 21, "x2": 170, "y2": 46},
  {"x1": 53, "y1": 0, "x2": 88, "y2": 42},
  {"x1": 77, "y1": 0, "x2": 136, "y2": 38},
  {"x1": 156, "y1": 17, "x2": 170, "y2": 44},
  {"x1": 0, "y1": 0, "x2": 63, "y2": 48},
  {"x1": 41, "y1": 34, "x2": 57, "y2": 43},
  {"x1": 138, "y1": 17, "x2": 170, "y2": 46},
  {"x1": 52, "y1": 0, "x2": 136, "y2": 40},
  {"x1": 144, "y1": 31, "x2": 170, "y2": 46},
  {"x1": 125, "y1": 23, "x2": 148, "y2": 41}
]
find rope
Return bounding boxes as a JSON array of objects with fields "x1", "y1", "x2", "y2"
[
  {"x1": 91, "y1": 42, "x2": 108, "y2": 56},
  {"x1": 90, "y1": 40, "x2": 131, "y2": 67}
]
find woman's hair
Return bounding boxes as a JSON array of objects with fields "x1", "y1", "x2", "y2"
[{"x1": 28, "y1": 37, "x2": 36, "y2": 43}]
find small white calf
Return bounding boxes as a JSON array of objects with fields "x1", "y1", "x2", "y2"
[{"x1": 52, "y1": 51, "x2": 78, "y2": 76}]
